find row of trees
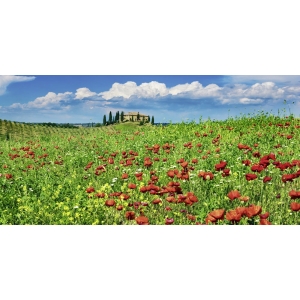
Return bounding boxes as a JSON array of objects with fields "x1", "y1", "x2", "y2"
[{"x1": 101, "y1": 111, "x2": 155, "y2": 126}]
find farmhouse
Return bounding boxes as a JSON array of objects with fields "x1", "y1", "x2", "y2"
[{"x1": 123, "y1": 112, "x2": 149, "y2": 122}]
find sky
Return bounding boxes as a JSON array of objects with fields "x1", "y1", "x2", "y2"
[{"x1": 1, "y1": 75, "x2": 300, "y2": 124}]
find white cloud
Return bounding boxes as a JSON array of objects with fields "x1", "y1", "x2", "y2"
[
  {"x1": 99, "y1": 80, "x2": 290, "y2": 104},
  {"x1": 229, "y1": 75, "x2": 300, "y2": 85},
  {"x1": 0, "y1": 75, "x2": 35, "y2": 96},
  {"x1": 239, "y1": 97, "x2": 264, "y2": 104},
  {"x1": 100, "y1": 81, "x2": 169, "y2": 100},
  {"x1": 169, "y1": 81, "x2": 222, "y2": 98},
  {"x1": 10, "y1": 91, "x2": 72, "y2": 110},
  {"x1": 75, "y1": 87, "x2": 97, "y2": 100},
  {"x1": 243, "y1": 82, "x2": 284, "y2": 98}
]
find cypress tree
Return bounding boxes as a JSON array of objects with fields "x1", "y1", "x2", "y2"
[
  {"x1": 109, "y1": 111, "x2": 112, "y2": 124},
  {"x1": 121, "y1": 111, "x2": 124, "y2": 122},
  {"x1": 151, "y1": 116, "x2": 154, "y2": 125},
  {"x1": 137, "y1": 112, "x2": 140, "y2": 121},
  {"x1": 103, "y1": 115, "x2": 107, "y2": 125}
]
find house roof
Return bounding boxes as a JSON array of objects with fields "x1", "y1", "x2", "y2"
[{"x1": 124, "y1": 112, "x2": 148, "y2": 116}]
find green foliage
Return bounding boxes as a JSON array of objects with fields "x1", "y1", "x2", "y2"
[{"x1": 1, "y1": 111, "x2": 300, "y2": 224}]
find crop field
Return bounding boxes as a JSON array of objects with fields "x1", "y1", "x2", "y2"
[{"x1": 1, "y1": 113, "x2": 300, "y2": 225}]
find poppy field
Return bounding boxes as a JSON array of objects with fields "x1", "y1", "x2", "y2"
[{"x1": 1, "y1": 113, "x2": 300, "y2": 225}]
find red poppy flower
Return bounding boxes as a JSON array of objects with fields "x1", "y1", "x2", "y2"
[
  {"x1": 242, "y1": 159, "x2": 251, "y2": 166},
  {"x1": 260, "y1": 219, "x2": 272, "y2": 225},
  {"x1": 291, "y1": 160, "x2": 300, "y2": 167},
  {"x1": 238, "y1": 196, "x2": 249, "y2": 202},
  {"x1": 125, "y1": 211, "x2": 135, "y2": 220},
  {"x1": 227, "y1": 190, "x2": 241, "y2": 200},
  {"x1": 222, "y1": 169, "x2": 230, "y2": 177},
  {"x1": 116, "y1": 205, "x2": 123, "y2": 211},
  {"x1": 180, "y1": 161, "x2": 188, "y2": 168},
  {"x1": 251, "y1": 164, "x2": 265, "y2": 172},
  {"x1": 235, "y1": 207, "x2": 246, "y2": 216},
  {"x1": 95, "y1": 192, "x2": 105, "y2": 198},
  {"x1": 238, "y1": 143, "x2": 250, "y2": 150},
  {"x1": 282, "y1": 174, "x2": 296, "y2": 183},
  {"x1": 86, "y1": 186, "x2": 95, "y2": 193},
  {"x1": 215, "y1": 161, "x2": 227, "y2": 171},
  {"x1": 245, "y1": 173, "x2": 257, "y2": 181},
  {"x1": 166, "y1": 196, "x2": 176, "y2": 203},
  {"x1": 205, "y1": 214, "x2": 216, "y2": 224},
  {"x1": 105, "y1": 199, "x2": 116, "y2": 207},
  {"x1": 144, "y1": 160, "x2": 153, "y2": 167},
  {"x1": 289, "y1": 190, "x2": 300, "y2": 199},
  {"x1": 165, "y1": 206, "x2": 172, "y2": 211},
  {"x1": 186, "y1": 192, "x2": 198, "y2": 203},
  {"x1": 5, "y1": 174, "x2": 13, "y2": 179},
  {"x1": 128, "y1": 183, "x2": 136, "y2": 189},
  {"x1": 187, "y1": 214, "x2": 196, "y2": 222},
  {"x1": 133, "y1": 202, "x2": 141, "y2": 209},
  {"x1": 290, "y1": 202, "x2": 300, "y2": 212},
  {"x1": 209, "y1": 209, "x2": 225, "y2": 220},
  {"x1": 119, "y1": 193, "x2": 130, "y2": 200},
  {"x1": 225, "y1": 210, "x2": 242, "y2": 223},
  {"x1": 244, "y1": 205, "x2": 262, "y2": 218},
  {"x1": 152, "y1": 199, "x2": 162, "y2": 205},
  {"x1": 136, "y1": 216, "x2": 149, "y2": 225},
  {"x1": 192, "y1": 158, "x2": 198, "y2": 164},
  {"x1": 140, "y1": 186, "x2": 147, "y2": 193},
  {"x1": 126, "y1": 159, "x2": 133, "y2": 166},
  {"x1": 252, "y1": 151, "x2": 261, "y2": 158},
  {"x1": 263, "y1": 176, "x2": 272, "y2": 183},
  {"x1": 201, "y1": 172, "x2": 214, "y2": 180},
  {"x1": 122, "y1": 173, "x2": 129, "y2": 179},
  {"x1": 259, "y1": 212, "x2": 270, "y2": 219},
  {"x1": 165, "y1": 218, "x2": 174, "y2": 225}
]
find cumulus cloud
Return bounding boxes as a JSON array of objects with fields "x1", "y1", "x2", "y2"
[
  {"x1": 242, "y1": 82, "x2": 284, "y2": 98},
  {"x1": 75, "y1": 87, "x2": 97, "y2": 100},
  {"x1": 0, "y1": 75, "x2": 35, "y2": 96},
  {"x1": 98, "y1": 80, "x2": 293, "y2": 105},
  {"x1": 100, "y1": 81, "x2": 169, "y2": 100},
  {"x1": 239, "y1": 97, "x2": 264, "y2": 104},
  {"x1": 10, "y1": 91, "x2": 73, "y2": 110},
  {"x1": 228, "y1": 75, "x2": 300, "y2": 85},
  {"x1": 170, "y1": 82, "x2": 222, "y2": 98}
]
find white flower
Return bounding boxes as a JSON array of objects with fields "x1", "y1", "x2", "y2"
[{"x1": 73, "y1": 206, "x2": 79, "y2": 209}]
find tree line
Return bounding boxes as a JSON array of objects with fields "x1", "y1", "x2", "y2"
[{"x1": 99, "y1": 111, "x2": 155, "y2": 126}]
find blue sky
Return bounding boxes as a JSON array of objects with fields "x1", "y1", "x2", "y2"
[{"x1": 1, "y1": 75, "x2": 300, "y2": 124}]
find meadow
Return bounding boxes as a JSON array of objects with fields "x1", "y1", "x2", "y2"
[{"x1": 1, "y1": 112, "x2": 300, "y2": 225}]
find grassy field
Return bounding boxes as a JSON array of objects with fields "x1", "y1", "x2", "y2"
[{"x1": 1, "y1": 113, "x2": 300, "y2": 224}]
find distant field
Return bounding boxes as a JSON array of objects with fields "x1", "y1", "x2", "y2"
[{"x1": 1, "y1": 113, "x2": 300, "y2": 224}]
